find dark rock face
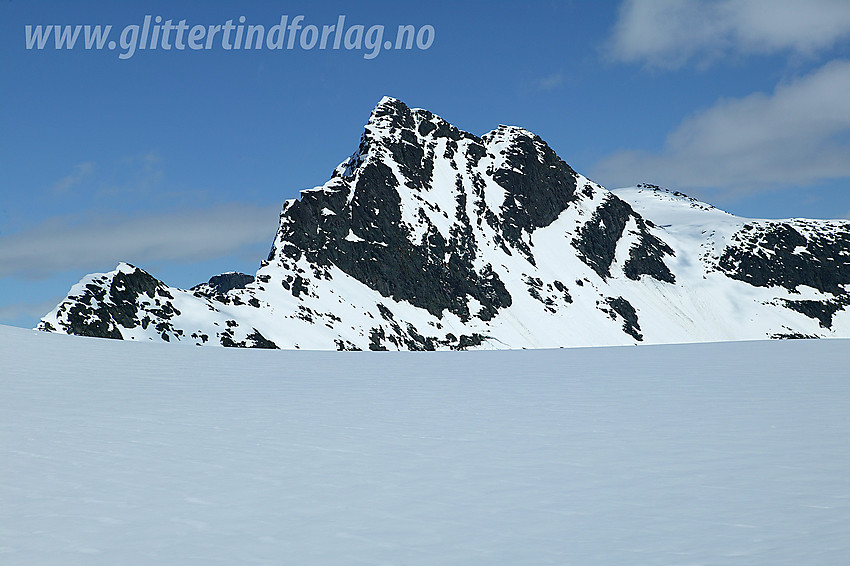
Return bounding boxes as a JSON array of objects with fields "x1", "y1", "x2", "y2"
[
  {"x1": 270, "y1": 99, "x2": 518, "y2": 321},
  {"x1": 770, "y1": 332, "x2": 821, "y2": 339},
  {"x1": 718, "y1": 222, "x2": 850, "y2": 295},
  {"x1": 485, "y1": 127, "x2": 579, "y2": 253},
  {"x1": 42, "y1": 264, "x2": 281, "y2": 349},
  {"x1": 573, "y1": 194, "x2": 675, "y2": 283},
  {"x1": 573, "y1": 195, "x2": 632, "y2": 279},
  {"x1": 269, "y1": 99, "x2": 677, "y2": 323},
  {"x1": 783, "y1": 298, "x2": 849, "y2": 329},
  {"x1": 49, "y1": 265, "x2": 181, "y2": 341},
  {"x1": 220, "y1": 328, "x2": 278, "y2": 349},
  {"x1": 718, "y1": 221, "x2": 850, "y2": 326},
  {"x1": 275, "y1": 174, "x2": 513, "y2": 320},
  {"x1": 602, "y1": 296, "x2": 643, "y2": 341},
  {"x1": 193, "y1": 272, "x2": 255, "y2": 295},
  {"x1": 623, "y1": 218, "x2": 676, "y2": 284}
]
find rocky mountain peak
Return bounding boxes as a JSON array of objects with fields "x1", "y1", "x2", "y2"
[{"x1": 37, "y1": 99, "x2": 850, "y2": 349}]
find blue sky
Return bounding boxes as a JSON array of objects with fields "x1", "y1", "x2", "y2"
[{"x1": 2, "y1": 0, "x2": 850, "y2": 328}]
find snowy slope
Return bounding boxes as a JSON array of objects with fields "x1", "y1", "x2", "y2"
[
  {"x1": 37, "y1": 98, "x2": 850, "y2": 349},
  {"x1": 2, "y1": 324, "x2": 849, "y2": 565}
]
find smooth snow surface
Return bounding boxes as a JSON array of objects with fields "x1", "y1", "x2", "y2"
[{"x1": 2, "y1": 325, "x2": 849, "y2": 565}]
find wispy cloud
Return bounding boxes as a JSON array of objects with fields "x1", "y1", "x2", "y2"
[
  {"x1": 607, "y1": 0, "x2": 850, "y2": 69},
  {"x1": 0, "y1": 203, "x2": 281, "y2": 279},
  {"x1": 0, "y1": 297, "x2": 65, "y2": 326},
  {"x1": 96, "y1": 150, "x2": 165, "y2": 199},
  {"x1": 51, "y1": 162, "x2": 96, "y2": 193},
  {"x1": 536, "y1": 71, "x2": 565, "y2": 91},
  {"x1": 592, "y1": 60, "x2": 850, "y2": 192}
]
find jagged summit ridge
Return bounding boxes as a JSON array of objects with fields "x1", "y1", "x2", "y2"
[
  {"x1": 38, "y1": 98, "x2": 850, "y2": 349},
  {"x1": 266, "y1": 97, "x2": 608, "y2": 322}
]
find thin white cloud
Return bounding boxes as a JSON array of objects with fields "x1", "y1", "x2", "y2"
[
  {"x1": 0, "y1": 203, "x2": 281, "y2": 279},
  {"x1": 51, "y1": 162, "x2": 96, "y2": 193},
  {"x1": 592, "y1": 60, "x2": 850, "y2": 191},
  {"x1": 97, "y1": 150, "x2": 165, "y2": 199},
  {"x1": 0, "y1": 297, "x2": 65, "y2": 325},
  {"x1": 536, "y1": 71, "x2": 565, "y2": 91},
  {"x1": 608, "y1": 0, "x2": 850, "y2": 68}
]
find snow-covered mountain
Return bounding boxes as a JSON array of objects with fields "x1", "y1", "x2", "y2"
[{"x1": 37, "y1": 97, "x2": 850, "y2": 349}]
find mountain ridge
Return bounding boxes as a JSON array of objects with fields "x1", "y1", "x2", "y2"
[{"x1": 37, "y1": 98, "x2": 850, "y2": 349}]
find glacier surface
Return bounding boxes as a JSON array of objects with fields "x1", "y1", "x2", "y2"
[{"x1": 2, "y1": 324, "x2": 849, "y2": 565}]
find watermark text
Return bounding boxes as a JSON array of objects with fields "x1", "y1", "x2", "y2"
[{"x1": 25, "y1": 15, "x2": 435, "y2": 60}]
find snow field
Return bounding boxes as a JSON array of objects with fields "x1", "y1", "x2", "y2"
[{"x1": 2, "y1": 325, "x2": 849, "y2": 565}]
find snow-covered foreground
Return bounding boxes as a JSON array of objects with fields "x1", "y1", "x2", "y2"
[{"x1": 2, "y1": 325, "x2": 849, "y2": 565}]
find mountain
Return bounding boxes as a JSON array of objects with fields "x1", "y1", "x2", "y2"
[{"x1": 37, "y1": 97, "x2": 850, "y2": 349}]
